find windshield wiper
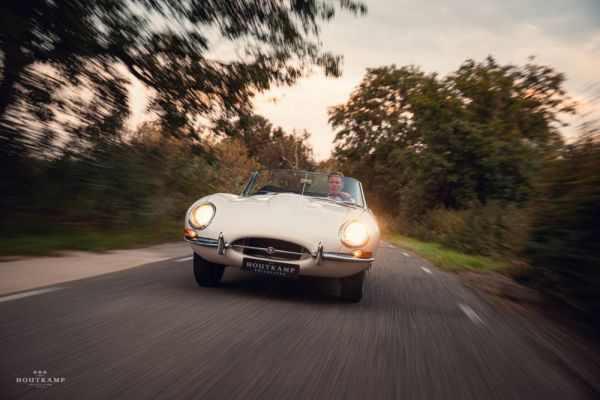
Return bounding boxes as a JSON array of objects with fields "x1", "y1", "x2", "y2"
[
  {"x1": 339, "y1": 201, "x2": 361, "y2": 208},
  {"x1": 313, "y1": 197, "x2": 361, "y2": 208},
  {"x1": 252, "y1": 191, "x2": 279, "y2": 195}
]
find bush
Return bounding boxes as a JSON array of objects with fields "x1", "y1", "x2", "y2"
[
  {"x1": 396, "y1": 201, "x2": 530, "y2": 257},
  {"x1": 526, "y1": 138, "x2": 600, "y2": 323},
  {"x1": 209, "y1": 139, "x2": 262, "y2": 194},
  {"x1": 0, "y1": 125, "x2": 259, "y2": 235}
]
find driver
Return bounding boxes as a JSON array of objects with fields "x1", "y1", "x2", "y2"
[{"x1": 327, "y1": 172, "x2": 354, "y2": 202}]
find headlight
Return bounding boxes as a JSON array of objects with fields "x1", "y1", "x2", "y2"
[
  {"x1": 189, "y1": 202, "x2": 215, "y2": 229},
  {"x1": 339, "y1": 220, "x2": 370, "y2": 248}
]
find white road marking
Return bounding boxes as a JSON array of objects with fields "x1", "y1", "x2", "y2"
[
  {"x1": 174, "y1": 256, "x2": 193, "y2": 262},
  {"x1": 0, "y1": 287, "x2": 64, "y2": 303},
  {"x1": 421, "y1": 267, "x2": 432, "y2": 274},
  {"x1": 458, "y1": 303, "x2": 485, "y2": 325},
  {"x1": 402, "y1": 252, "x2": 410, "y2": 257}
]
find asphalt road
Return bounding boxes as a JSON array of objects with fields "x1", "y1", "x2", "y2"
[{"x1": 0, "y1": 243, "x2": 598, "y2": 399}]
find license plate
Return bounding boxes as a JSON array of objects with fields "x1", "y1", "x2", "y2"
[{"x1": 242, "y1": 258, "x2": 299, "y2": 278}]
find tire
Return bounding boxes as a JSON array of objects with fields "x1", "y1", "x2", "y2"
[
  {"x1": 340, "y1": 270, "x2": 366, "y2": 302},
  {"x1": 193, "y1": 253, "x2": 225, "y2": 287}
]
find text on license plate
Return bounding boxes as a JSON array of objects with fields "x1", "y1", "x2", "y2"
[{"x1": 242, "y1": 258, "x2": 299, "y2": 278}]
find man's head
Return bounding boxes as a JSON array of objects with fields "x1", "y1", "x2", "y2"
[{"x1": 327, "y1": 172, "x2": 344, "y2": 194}]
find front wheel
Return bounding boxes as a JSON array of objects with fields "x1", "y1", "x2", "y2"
[
  {"x1": 193, "y1": 253, "x2": 225, "y2": 287},
  {"x1": 340, "y1": 270, "x2": 366, "y2": 302}
]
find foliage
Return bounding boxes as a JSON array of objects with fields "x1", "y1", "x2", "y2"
[
  {"x1": 0, "y1": 0, "x2": 366, "y2": 158},
  {"x1": 210, "y1": 138, "x2": 262, "y2": 194},
  {"x1": 0, "y1": 116, "x2": 315, "y2": 243},
  {"x1": 314, "y1": 157, "x2": 339, "y2": 173},
  {"x1": 526, "y1": 136, "x2": 600, "y2": 322},
  {"x1": 0, "y1": 1, "x2": 361, "y2": 242},
  {"x1": 214, "y1": 113, "x2": 315, "y2": 170},
  {"x1": 330, "y1": 57, "x2": 598, "y2": 322},
  {"x1": 330, "y1": 57, "x2": 573, "y2": 214},
  {"x1": 0, "y1": 122, "x2": 233, "y2": 235},
  {"x1": 0, "y1": 223, "x2": 181, "y2": 257},
  {"x1": 410, "y1": 202, "x2": 531, "y2": 256}
]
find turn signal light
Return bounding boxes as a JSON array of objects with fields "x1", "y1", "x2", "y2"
[
  {"x1": 184, "y1": 228, "x2": 198, "y2": 238},
  {"x1": 352, "y1": 250, "x2": 372, "y2": 259}
]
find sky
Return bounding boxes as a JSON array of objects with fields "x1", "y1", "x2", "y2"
[{"x1": 250, "y1": 0, "x2": 600, "y2": 160}]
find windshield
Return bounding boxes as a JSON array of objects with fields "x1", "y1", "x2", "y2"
[{"x1": 243, "y1": 169, "x2": 366, "y2": 208}]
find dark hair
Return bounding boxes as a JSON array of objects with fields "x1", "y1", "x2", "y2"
[{"x1": 328, "y1": 171, "x2": 344, "y2": 179}]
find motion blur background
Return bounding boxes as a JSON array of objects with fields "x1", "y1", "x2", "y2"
[{"x1": 0, "y1": 1, "x2": 598, "y2": 325}]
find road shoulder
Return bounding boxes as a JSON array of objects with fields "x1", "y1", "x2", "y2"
[{"x1": 0, "y1": 242, "x2": 190, "y2": 295}]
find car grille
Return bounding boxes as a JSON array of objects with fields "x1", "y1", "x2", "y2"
[{"x1": 232, "y1": 238, "x2": 310, "y2": 261}]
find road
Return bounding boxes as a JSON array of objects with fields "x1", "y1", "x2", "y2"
[{"x1": 0, "y1": 242, "x2": 598, "y2": 399}]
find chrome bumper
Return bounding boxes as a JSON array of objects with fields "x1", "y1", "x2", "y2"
[{"x1": 183, "y1": 233, "x2": 374, "y2": 264}]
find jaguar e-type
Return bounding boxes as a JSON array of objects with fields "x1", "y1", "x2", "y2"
[{"x1": 183, "y1": 169, "x2": 380, "y2": 301}]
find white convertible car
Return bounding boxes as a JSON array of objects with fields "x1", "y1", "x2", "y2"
[{"x1": 183, "y1": 169, "x2": 380, "y2": 301}]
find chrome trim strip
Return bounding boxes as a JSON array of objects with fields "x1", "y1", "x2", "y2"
[
  {"x1": 185, "y1": 236, "x2": 307, "y2": 258},
  {"x1": 230, "y1": 244, "x2": 308, "y2": 257},
  {"x1": 184, "y1": 235, "x2": 373, "y2": 263},
  {"x1": 183, "y1": 237, "x2": 219, "y2": 247},
  {"x1": 322, "y1": 252, "x2": 374, "y2": 263}
]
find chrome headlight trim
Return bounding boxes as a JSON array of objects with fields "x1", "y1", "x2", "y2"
[
  {"x1": 338, "y1": 220, "x2": 370, "y2": 248},
  {"x1": 189, "y1": 202, "x2": 216, "y2": 230}
]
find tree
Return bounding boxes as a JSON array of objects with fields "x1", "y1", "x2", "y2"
[
  {"x1": 0, "y1": 0, "x2": 366, "y2": 156},
  {"x1": 214, "y1": 113, "x2": 315, "y2": 169},
  {"x1": 329, "y1": 57, "x2": 574, "y2": 213},
  {"x1": 329, "y1": 65, "x2": 434, "y2": 210}
]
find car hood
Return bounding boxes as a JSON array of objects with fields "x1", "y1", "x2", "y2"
[
  {"x1": 189, "y1": 192, "x2": 374, "y2": 253},
  {"x1": 211, "y1": 192, "x2": 365, "y2": 221}
]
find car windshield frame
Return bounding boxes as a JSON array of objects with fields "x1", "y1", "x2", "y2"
[{"x1": 242, "y1": 169, "x2": 367, "y2": 208}]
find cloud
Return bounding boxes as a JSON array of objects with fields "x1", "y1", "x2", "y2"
[{"x1": 253, "y1": 0, "x2": 600, "y2": 160}]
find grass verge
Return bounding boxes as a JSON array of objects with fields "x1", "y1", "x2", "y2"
[
  {"x1": 0, "y1": 222, "x2": 182, "y2": 258},
  {"x1": 386, "y1": 233, "x2": 511, "y2": 273}
]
